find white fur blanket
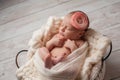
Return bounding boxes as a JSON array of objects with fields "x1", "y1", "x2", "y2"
[{"x1": 16, "y1": 16, "x2": 111, "y2": 80}]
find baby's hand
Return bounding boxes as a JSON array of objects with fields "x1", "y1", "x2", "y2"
[
  {"x1": 64, "y1": 39, "x2": 78, "y2": 52},
  {"x1": 46, "y1": 34, "x2": 65, "y2": 50},
  {"x1": 53, "y1": 34, "x2": 65, "y2": 46}
]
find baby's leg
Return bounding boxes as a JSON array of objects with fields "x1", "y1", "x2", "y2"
[{"x1": 38, "y1": 47, "x2": 53, "y2": 69}]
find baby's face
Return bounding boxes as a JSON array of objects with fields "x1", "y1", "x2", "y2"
[
  {"x1": 58, "y1": 11, "x2": 89, "y2": 40},
  {"x1": 59, "y1": 23, "x2": 85, "y2": 40}
]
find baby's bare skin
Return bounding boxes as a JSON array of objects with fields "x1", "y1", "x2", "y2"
[
  {"x1": 50, "y1": 39, "x2": 85, "y2": 65},
  {"x1": 38, "y1": 11, "x2": 89, "y2": 69},
  {"x1": 51, "y1": 47, "x2": 70, "y2": 65}
]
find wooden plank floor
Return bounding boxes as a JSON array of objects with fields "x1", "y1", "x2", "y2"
[{"x1": 0, "y1": 0, "x2": 120, "y2": 80}]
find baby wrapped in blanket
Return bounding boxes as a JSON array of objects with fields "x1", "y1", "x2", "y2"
[
  {"x1": 38, "y1": 11, "x2": 89, "y2": 69},
  {"x1": 16, "y1": 11, "x2": 111, "y2": 80}
]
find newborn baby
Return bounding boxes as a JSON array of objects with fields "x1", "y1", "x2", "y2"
[{"x1": 38, "y1": 11, "x2": 89, "y2": 69}]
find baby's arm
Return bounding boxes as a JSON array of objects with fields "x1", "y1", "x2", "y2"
[
  {"x1": 64, "y1": 39, "x2": 85, "y2": 52},
  {"x1": 46, "y1": 34, "x2": 65, "y2": 51},
  {"x1": 64, "y1": 39, "x2": 78, "y2": 52}
]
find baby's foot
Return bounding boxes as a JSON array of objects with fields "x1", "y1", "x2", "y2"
[{"x1": 38, "y1": 47, "x2": 53, "y2": 68}]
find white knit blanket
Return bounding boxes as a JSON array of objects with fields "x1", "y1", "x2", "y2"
[{"x1": 16, "y1": 16, "x2": 111, "y2": 80}]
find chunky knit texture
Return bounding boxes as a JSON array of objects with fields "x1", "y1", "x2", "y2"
[{"x1": 16, "y1": 16, "x2": 111, "y2": 80}]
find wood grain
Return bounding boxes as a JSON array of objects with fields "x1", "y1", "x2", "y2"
[
  {"x1": 0, "y1": 0, "x2": 26, "y2": 10},
  {"x1": 104, "y1": 50, "x2": 120, "y2": 80},
  {"x1": 0, "y1": 0, "x2": 70, "y2": 25},
  {"x1": 0, "y1": 0, "x2": 120, "y2": 80},
  {"x1": 0, "y1": 58, "x2": 17, "y2": 80}
]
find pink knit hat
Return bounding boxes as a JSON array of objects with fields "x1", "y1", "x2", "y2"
[{"x1": 70, "y1": 11, "x2": 89, "y2": 30}]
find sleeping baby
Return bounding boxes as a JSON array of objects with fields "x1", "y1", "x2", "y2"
[{"x1": 38, "y1": 11, "x2": 89, "y2": 69}]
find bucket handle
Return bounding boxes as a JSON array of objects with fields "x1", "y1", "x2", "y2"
[
  {"x1": 102, "y1": 41, "x2": 112, "y2": 61},
  {"x1": 15, "y1": 50, "x2": 28, "y2": 68}
]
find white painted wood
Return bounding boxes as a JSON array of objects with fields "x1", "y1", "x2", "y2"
[
  {"x1": 0, "y1": 58, "x2": 18, "y2": 80},
  {"x1": 0, "y1": 0, "x2": 120, "y2": 80},
  {"x1": 89, "y1": 2, "x2": 120, "y2": 30},
  {"x1": 0, "y1": 32, "x2": 31, "y2": 62},
  {"x1": 0, "y1": 0, "x2": 26, "y2": 10},
  {"x1": 0, "y1": 0, "x2": 70, "y2": 25},
  {"x1": 100, "y1": 24, "x2": 120, "y2": 51},
  {"x1": 104, "y1": 50, "x2": 120, "y2": 80}
]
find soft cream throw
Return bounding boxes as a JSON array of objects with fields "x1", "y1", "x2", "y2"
[{"x1": 16, "y1": 16, "x2": 111, "y2": 80}]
